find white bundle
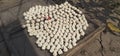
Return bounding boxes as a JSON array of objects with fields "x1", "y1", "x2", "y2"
[{"x1": 23, "y1": 1, "x2": 89, "y2": 56}]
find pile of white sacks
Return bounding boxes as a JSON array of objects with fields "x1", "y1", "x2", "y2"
[{"x1": 23, "y1": 1, "x2": 89, "y2": 56}]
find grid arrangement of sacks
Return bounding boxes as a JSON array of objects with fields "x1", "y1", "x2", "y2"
[{"x1": 23, "y1": 1, "x2": 89, "y2": 56}]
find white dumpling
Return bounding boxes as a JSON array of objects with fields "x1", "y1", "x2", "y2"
[{"x1": 23, "y1": 1, "x2": 89, "y2": 56}]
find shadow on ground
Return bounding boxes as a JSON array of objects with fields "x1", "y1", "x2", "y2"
[{"x1": 0, "y1": 19, "x2": 37, "y2": 56}]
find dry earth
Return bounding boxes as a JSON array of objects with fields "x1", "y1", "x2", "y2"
[{"x1": 0, "y1": 0, "x2": 120, "y2": 56}]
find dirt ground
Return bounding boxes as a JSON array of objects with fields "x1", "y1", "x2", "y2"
[{"x1": 0, "y1": 0, "x2": 120, "y2": 56}]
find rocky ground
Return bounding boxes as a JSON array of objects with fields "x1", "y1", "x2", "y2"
[{"x1": 0, "y1": 0, "x2": 120, "y2": 56}]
